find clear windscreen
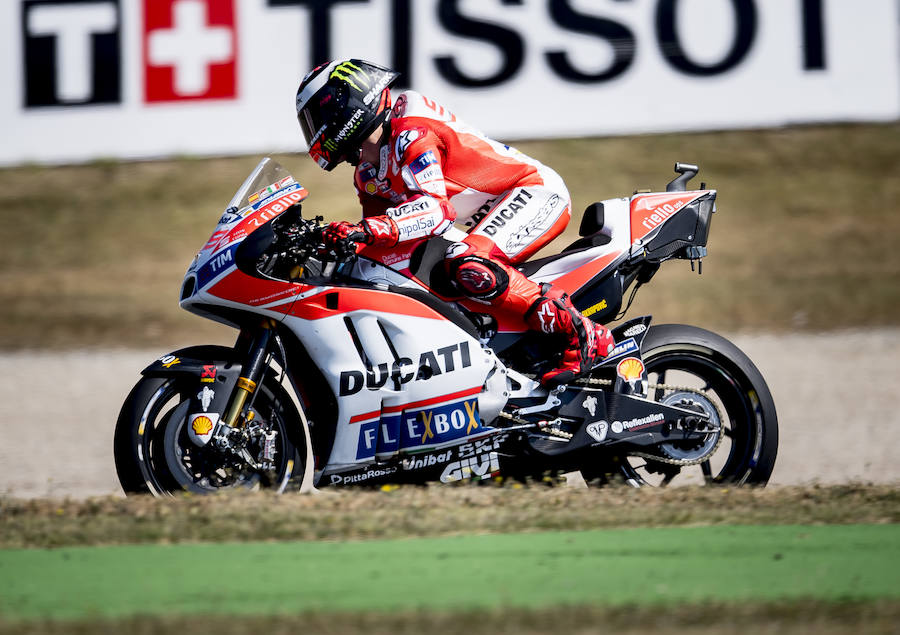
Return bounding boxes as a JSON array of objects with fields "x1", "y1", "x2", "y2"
[{"x1": 224, "y1": 158, "x2": 296, "y2": 216}]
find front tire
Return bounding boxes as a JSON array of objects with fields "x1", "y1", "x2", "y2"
[{"x1": 114, "y1": 373, "x2": 303, "y2": 496}]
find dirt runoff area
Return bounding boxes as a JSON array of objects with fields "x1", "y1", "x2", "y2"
[{"x1": 1, "y1": 329, "x2": 898, "y2": 499}]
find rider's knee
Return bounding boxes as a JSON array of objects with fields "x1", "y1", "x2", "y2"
[{"x1": 444, "y1": 242, "x2": 509, "y2": 301}]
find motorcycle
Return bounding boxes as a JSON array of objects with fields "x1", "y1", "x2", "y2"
[{"x1": 114, "y1": 158, "x2": 778, "y2": 495}]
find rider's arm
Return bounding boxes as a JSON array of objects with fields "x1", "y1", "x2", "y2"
[
  {"x1": 355, "y1": 134, "x2": 457, "y2": 247},
  {"x1": 335, "y1": 194, "x2": 454, "y2": 248},
  {"x1": 368, "y1": 194, "x2": 455, "y2": 246}
]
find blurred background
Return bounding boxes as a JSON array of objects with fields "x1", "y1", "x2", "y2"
[
  {"x1": 0, "y1": 0, "x2": 898, "y2": 511},
  {"x1": 1, "y1": 7, "x2": 898, "y2": 631},
  {"x1": 0, "y1": 0, "x2": 898, "y2": 351}
]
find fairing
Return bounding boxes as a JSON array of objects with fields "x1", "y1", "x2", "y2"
[
  {"x1": 180, "y1": 159, "x2": 314, "y2": 325},
  {"x1": 176, "y1": 157, "x2": 715, "y2": 483}
]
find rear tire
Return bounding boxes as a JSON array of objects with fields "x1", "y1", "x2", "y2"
[{"x1": 584, "y1": 324, "x2": 778, "y2": 487}]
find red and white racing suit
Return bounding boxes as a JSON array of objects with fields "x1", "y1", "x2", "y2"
[{"x1": 351, "y1": 90, "x2": 613, "y2": 385}]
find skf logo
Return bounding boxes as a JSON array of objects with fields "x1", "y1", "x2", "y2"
[
  {"x1": 22, "y1": 0, "x2": 122, "y2": 107},
  {"x1": 143, "y1": 0, "x2": 237, "y2": 102}
]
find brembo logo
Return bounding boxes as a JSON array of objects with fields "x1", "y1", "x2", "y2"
[{"x1": 340, "y1": 341, "x2": 472, "y2": 396}]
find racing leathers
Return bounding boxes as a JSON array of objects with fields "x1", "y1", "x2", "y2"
[{"x1": 337, "y1": 90, "x2": 613, "y2": 386}]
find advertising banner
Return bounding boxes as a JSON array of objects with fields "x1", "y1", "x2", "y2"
[{"x1": 1, "y1": 0, "x2": 898, "y2": 165}]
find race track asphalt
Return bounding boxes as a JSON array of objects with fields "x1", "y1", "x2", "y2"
[{"x1": 1, "y1": 329, "x2": 897, "y2": 498}]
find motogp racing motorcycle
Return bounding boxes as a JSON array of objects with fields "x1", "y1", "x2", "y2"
[{"x1": 114, "y1": 158, "x2": 778, "y2": 495}]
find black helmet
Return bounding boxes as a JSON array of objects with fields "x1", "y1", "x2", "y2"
[{"x1": 295, "y1": 59, "x2": 399, "y2": 171}]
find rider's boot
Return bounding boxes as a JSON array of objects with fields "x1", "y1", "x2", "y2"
[
  {"x1": 523, "y1": 285, "x2": 615, "y2": 387},
  {"x1": 445, "y1": 240, "x2": 614, "y2": 386}
]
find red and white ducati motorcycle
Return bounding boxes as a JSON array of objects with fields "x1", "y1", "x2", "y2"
[{"x1": 114, "y1": 158, "x2": 778, "y2": 495}]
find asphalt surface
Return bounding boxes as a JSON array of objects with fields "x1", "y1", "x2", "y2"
[{"x1": 2, "y1": 329, "x2": 897, "y2": 499}]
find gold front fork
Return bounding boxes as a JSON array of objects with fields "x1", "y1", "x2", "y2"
[
  {"x1": 222, "y1": 320, "x2": 276, "y2": 429},
  {"x1": 222, "y1": 377, "x2": 258, "y2": 429}
]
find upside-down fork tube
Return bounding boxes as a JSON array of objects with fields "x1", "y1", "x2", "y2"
[{"x1": 222, "y1": 321, "x2": 276, "y2": 429}]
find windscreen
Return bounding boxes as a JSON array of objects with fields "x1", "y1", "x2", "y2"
[{"x1": 224, "y1": 158, "x2": 296, "y2": 216}]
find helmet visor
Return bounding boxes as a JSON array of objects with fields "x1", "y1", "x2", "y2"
[{"x1": 297, "y1": 83, "x2": 348, "y2": 147}]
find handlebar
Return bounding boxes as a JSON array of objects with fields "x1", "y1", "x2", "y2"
[{"x1": 326, "y1": 230, "x2": 368, "y2": 260}]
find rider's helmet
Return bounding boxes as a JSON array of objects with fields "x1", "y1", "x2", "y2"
[{"x1": 295, "y1": 59, "x2": 400, "y2": 171}]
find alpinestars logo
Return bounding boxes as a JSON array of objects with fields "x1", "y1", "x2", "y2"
[
  {"x1": 395, "y1": 129, "x2": 420, "y2": 162},
  {"x1": 536, "y1": 301, "x2": 556, "y2": 334},
  {"x1": 457, "y1": 264, "x2": 493, "y2": 292},
  {"x1": 144, "y1": 0, "x2": 237, "y2": 103},
  {"x1": 364, "y1": 217, "x2": 394, "y2": 240}
]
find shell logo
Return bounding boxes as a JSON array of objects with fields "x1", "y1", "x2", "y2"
[
  {"x1": 191, "y1": 416, "x2": 214, "y2": 436},
  {"x1": 617, "y1": 357, "x2": 645, "y2": 382}
]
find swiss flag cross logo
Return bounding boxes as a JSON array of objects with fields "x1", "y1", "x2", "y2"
[{"x1": 143, "y1": 0, "x2": 237, "y2": 102}]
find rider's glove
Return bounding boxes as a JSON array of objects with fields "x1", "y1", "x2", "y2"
[
  {"x1": 359, "y1": 215, "x2": 400, "y2": 247},
  {"x1": 323, "y1": 216, "x2": 399, "y2": 251},
  {"x1": 322, "y1": 221, "x2": 365, "y2": 251}
]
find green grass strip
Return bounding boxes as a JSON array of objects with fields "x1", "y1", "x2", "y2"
[{"x1": 1, "y1": 524, "x2": 897, "y2": 621}]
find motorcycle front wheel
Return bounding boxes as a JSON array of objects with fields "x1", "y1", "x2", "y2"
[
  {"x1": 114, "y1": 373, "x2": 303, "y2": 496},
  {"x1": 584, "y1": 324, "x2": 778, "y2": 487}
]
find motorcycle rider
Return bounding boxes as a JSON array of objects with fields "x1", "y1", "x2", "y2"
[{"x1": 295, "y1": 59, "x2": 614, "y2": 386}]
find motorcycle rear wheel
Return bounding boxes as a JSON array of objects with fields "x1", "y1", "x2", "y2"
[
  {"x1": 114, "y1": 374, "x2": 303, "y2": 496},
  {"x1": 585, "y1": 324, "x2": 778, "y2": 487}
]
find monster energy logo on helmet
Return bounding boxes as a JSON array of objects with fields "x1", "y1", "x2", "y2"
[
  {"x1": 297, "y1": 59, "x2": 400, "y2": 171},
  {"x1": 323, "y1": 109, "x2": 364, "y2": 152},
  {"x1": 330, "y1": 61, "x2": 371, "y2": 93}
]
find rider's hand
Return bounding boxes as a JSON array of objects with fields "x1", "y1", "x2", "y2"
[
  {"x1": 360, "y1": 215, "x2": 399, "y2": 247},
  {"x1": 323, "y1": 216, "x2": 400, "y2": 251},
  {"x1": 322, "y1": 221, "x2": 368, "y2": 252}
]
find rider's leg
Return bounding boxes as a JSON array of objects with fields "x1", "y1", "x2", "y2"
[{"x1": 445, "y1": 192, "x2": 614, "y2": 387}]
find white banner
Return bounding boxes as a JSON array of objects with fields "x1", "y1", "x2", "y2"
[{"x1": 1, "y1": 0, "x2": 898, "y2": 165}]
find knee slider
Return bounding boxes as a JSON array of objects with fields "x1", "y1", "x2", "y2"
[{"x1": 447, "y1": 255, "x2": 509, "y2": 301}]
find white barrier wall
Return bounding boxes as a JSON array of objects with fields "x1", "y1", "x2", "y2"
[{"x1": 1, "y1": 0, "x2": 898, "y2": 165}]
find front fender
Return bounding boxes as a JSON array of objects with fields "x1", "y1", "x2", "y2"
[
  {"x1": 141, "y1": 345, "x2": 239, "y2": 377},
  {"x1": 142, "y1": 345, "x2": 242, "y2": 417}
]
